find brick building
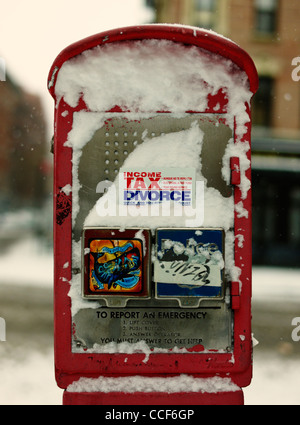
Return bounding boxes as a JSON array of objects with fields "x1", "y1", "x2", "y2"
[
  {"x1": 0, "y1": 73, "x2": 49, "y2": 211},
  {"x1": 146, "y1": 0, "x2": 300, "y2": 138}
]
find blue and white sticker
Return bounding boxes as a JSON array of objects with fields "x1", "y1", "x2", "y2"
[{"x1": 155, "y1": 228, "x2": 224, "y2": 298}]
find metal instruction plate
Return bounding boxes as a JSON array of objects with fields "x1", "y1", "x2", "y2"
[{"x1": 72, "y1": 303, "x2": 232, "y2": 352}]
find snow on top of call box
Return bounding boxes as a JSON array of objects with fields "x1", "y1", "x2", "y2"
[
  {"x1": 60, "y1": 38, "x2": 253, "y2": 218},
  {"x1": 55, "y1": 38, "x2": 252, "y2": 140},
  {"x1": 67, "y1": 373, "x2": 240, "y2": 394}
]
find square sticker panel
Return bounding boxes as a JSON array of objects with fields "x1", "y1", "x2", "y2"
[
  {"x1": 155, "y1": 228, "x2": 225, "y2": 299},
  {"x1": 83, "y1": 228, "x2": 150, "y2": 299},
  {"x1": 89, "y1": 239, "x2": 143, "y2": 293}
]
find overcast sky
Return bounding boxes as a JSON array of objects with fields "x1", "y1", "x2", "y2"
[{"x1": 0, "y1": 0, "x2": 153, "y2": 132}]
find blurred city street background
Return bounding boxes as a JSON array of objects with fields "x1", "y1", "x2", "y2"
[{"x1": 0, "y1": 0, "x2": 299, "y2": 405}]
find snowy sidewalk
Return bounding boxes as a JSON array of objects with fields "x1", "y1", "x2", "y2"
[{"x1": 0, "y1": 348, "x2": 299, "y2": 405}]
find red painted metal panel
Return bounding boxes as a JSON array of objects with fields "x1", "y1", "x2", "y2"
[{"x1": 48, "y1": 24, "x2": 258, "y2": 402}]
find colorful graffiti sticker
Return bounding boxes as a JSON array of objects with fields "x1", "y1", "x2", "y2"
[{"x1": 89, "y1": 239, "x2": 143, "y2": 293}]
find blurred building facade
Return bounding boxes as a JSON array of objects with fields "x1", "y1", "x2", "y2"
[
  {"x1": 146, "y1": 0, "x2": 300, "y2": 266},
  {"x1": 0, "y1": 73, "x2": 50, "y2": 212}
]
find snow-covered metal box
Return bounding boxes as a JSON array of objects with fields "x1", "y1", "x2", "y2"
[{"x1": 48, "y1": 24, "x2": 258, "y2": 400}]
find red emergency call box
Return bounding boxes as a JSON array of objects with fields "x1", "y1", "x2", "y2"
[{"x1": 48, "y1": 25, "x2": 258, "y2": 405}]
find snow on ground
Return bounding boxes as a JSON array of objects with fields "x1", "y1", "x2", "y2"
[
  {"x1": 0, "y1": 350, "x2": 62, "y2": 405},
  {"x1": 252, "y1": 266, "x2": 300, "y2": 303},
  {"x1": 0, "y1": 347, "x2": 299, "y2": 405},
  {"x1": 0, "y1": 237, "x2": 53, "y2": 287},
  {"x1": 0, "y1": 236, "x2": 299, "y2": 405},
  {"x1": 244, "y1": 352, "x2": 300, "y2": 405}
]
